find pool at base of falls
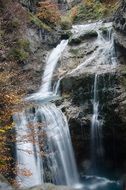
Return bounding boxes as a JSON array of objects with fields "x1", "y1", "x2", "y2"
[{"x1": 79, "y1": 175, "x2": 121, "y2": 190}]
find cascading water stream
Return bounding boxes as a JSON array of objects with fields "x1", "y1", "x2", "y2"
[
  {"x1": 26, "y1": 40, "x2": 68, "y2": 101},
  {"x1": 91, "y1": 74, "x2": 103, "y2": 172},
  {"x1": 15, "y1": 112, "x2": 43, "y2": 188},
  {"x1": 14, "y1": 21, "x2": 120, "y2": 189},
  {"x1": 68, "y1": 22, "x2": 119, "y2": 188},
  {"x1": 36, "y1": 104, "x2": 79, "y2": 186},
  {"x1": 90, "y1": 24, "x2": 117, "y2": 173},
  {"x1": 15, "y1": 39, "x2": 80, "y2": 188},
  {"x1": 70, "y1": 22, "x2": 117, "y2": 76}
]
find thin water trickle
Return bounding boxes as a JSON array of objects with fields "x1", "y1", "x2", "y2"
[{"x1": 91, "y1": 75, "x2": 103, "y2": 171}]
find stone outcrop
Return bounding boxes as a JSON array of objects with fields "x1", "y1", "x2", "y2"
[
  {"x1": 55, "y1": 22, "x2": 126, "y2": 175},
  {"x1": 113, "y1": 0, "x2": 126, "y2": 48},
  {"x1": 0, "y1": 175, "x2": 74, "y2": 190}
]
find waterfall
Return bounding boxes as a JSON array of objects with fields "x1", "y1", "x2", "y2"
[
  {"x1": 37, "y1": 104, "x2": 79, "y2": 186},
  {"x1": 91, "y1": 74, "x2": 103, "y2": 171},
  {"x1": 15, "y1": 111, "x2": 43, "y2": 188},
  {"x1": 26, "y1": 40, "x2": 68, "y2": 101},
  {"x1": 15, "y1": 39, "x2": 80, "y2": 188},
  {"x1": 89, "y1": 24, "x2": 117, "y2": 173},
  {"x1": 70, "y1": 22, "x2": 117, "y2": 175},
  {"x1": 70, "y1": 22, "x2": 117, "y2": 75}
]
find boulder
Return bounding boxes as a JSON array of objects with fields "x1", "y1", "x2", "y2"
[{"x1": 0, "y1": 175, "x2": 74, "y2": 190}]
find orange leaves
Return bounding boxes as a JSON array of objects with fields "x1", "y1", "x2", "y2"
[
  {"x1": 17, "y1": 167, "x2": 32, "y2": 177},
  {"x1": 70, "y1": 6, "x2": 78, "y2": 21},
  {"x1": 36, "y1": 0, "x2": 61, "y2": 26}
]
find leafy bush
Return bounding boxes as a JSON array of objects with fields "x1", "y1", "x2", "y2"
[
  {"x1": 16, "y1": 39, "x2": 30, "y2": 50},
  {"x1": 29, "y1": 12, "x2": 51, "y2": 31},
  {"x1": 69, "y1": 0, "x2": 119, "y2": 22},
  {"x1": 36, "y1": 0, "x2": 61, "y2": 26},
  {"x1": 10, "y1": 18, "x2": 20, "y2": 29},
  {"x1": 60, "y1": 16, "x2": 72, "y2": 30},
  {"x1": 8, "y1": 48, "x2": 29, "y2": 61},
  {"x1": 7, "y1": 39, "x2": 30, "y2": 61}
]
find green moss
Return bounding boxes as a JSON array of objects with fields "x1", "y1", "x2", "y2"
[
  {"x1": 8, "y1": 48, "x2": 29, "y2": 61},
  {"x1": 0, "y1": 30, "x2": 4, "y2": 38},
  {"x1": 69, "y1": 30, "x2": 97, "y2": 45},
  {"x1": 29, "y1": 13, "x2": 52, "y2": 31},
  {"x1": 69, "y1": 48, "x2": 79, "y2": 55},
  {"x1": 11, "y1": 18, "x2": 20, "y2": 28},
  {"x1": 16, "y1": 39, "x2": 30, "y2": 50},
  {"x1": 69, "y1": 37, "x2": 81, "y2": 45},
  {"x1": 61, "y1": 30, "x2": 72, "y2": 40},
  {"x1": 7, "y1": 38, "x2": 30, "y2": 61},
  {"x1": 81, "y1": 30, "x2": 98, "y2": 39}
]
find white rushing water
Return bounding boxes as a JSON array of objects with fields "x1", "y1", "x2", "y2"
[
  {"x1": 15, "y1": 112, "x2": 43, "y2": 188},
  {"x1": 69, "y1": 22, "x2": 118, "y2": 177},
  {"x1": 15, "y1": 39, "x2": 80, "y2": 188},
  {"x1": 15, "y1": 22, "x2": 118, "y2": 189},
  {"x1": 26, "y1": 40, "x2": 68, "y2": 101},
  {"x1": 36, "y1": 104, "x2": 80, "y2": 186},
  {"x1": 91, "y1": 74, "x2": 103, "y2": 170},
  {"x1": 70, "y1": 22, "x2": 117, "y2": 75}
]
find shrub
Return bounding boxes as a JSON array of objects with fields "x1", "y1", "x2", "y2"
[
  {"x1": 10, "y1": 18, "x2": 20, "y2": 29},
  {"x1": 8, "y1": 48, "x2": 29, "y2": 61},
  {"x1": 16, "y1": 39, "x2": 30, "y2": 50},
  {"x1": 36, "y1": 0, "x2": 61, "y2": 26},
  {"x1": 60, "y1": 16, "x2": 72, "y2": 30}
]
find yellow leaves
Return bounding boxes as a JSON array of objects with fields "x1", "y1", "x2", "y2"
[
  {"x1": 4, "y1": 93, "x2": 21, "y2": 104},
  {"x1": 0, "y1": 129, "x2": 6, "y2": 133},
  {"x1": 84, "y1": 0, "x2": 94, "y2": 7}
]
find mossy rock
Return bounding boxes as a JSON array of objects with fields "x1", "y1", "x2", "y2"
[
  {"x1": 61, "y1": 30, "x2": 72, "y2": 40},
  {"x1": 69, "y1": 37, "x2": 81, "y2": 45},
  {"x1": 69, "y1": 30, "x2": 97, "y2": 45},
  {"x1": 80, "y1": 30, "x2": 98, "y2": 39}
]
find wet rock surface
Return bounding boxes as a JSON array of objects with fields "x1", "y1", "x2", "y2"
[
  {"x1": 113, "y1": 0, "x2": 126, "y2": 49},
  {"x1": 54, "y1": 22, "x2": 126, "y2": 176},
  {"x1": 0, "y1": 174, "x2": 74, "y2": 190}
]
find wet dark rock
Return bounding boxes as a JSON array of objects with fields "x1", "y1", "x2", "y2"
[
  {"x1": 55, "y1": 21, "x2": 126, "y2": 175},
  {"x1": 0, "y1": 175, "x2": 74, "y2": 190},
  {"x1": 113, "y1": 0, "x2": 126, "y2": 49},
  {"x1": 22, "y1": 184, "x2": 74, "y2": 190},
  {"x1": 113, "y1": 0, "x2": 126, "y2": 34},
  {"x1": 69, "y1": 30, "x2": 98, "y2": 45}
]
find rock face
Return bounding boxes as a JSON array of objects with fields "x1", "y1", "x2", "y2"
[
  {"x1": 55, "y1": 22, "x2": 126, "y2": 176},
  {"x1": 0, "y1": 175, "x2": 74, "y2": 190},
  {"x1": 113, "y1": 0, "x2": 126, "y2": 48},
  {"x1": 23, "y1": 184, "x2": 74, "y2": 190}
]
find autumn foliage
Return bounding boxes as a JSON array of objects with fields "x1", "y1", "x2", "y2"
[{"x1": 36, "y1": 0, "x2": 61, "y2": 26}]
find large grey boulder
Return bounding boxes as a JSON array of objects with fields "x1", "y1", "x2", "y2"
[
  {"x1": 0, "y1": 175, "x2": 74, "y2": 190},
  {"x1": 22, "y1": 184, "x2": 74, "y2": 190},
  {"x1": 113, "y1": 0, "x2": 126, "y2": 48}
]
